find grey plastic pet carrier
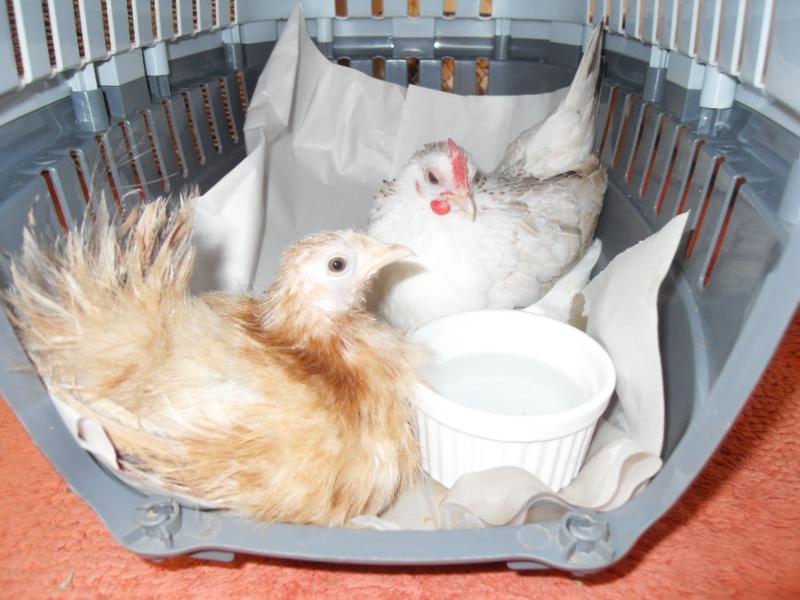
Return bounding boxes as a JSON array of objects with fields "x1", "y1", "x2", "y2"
[{"x1": 1, "y1": 0, "x2": 798, "y2": 573}]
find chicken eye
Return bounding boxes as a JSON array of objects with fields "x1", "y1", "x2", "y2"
[
  {"x1": 426, "y1": 171, "x2": 439, "y2": 185},
  {"x1": 328, "y1": 257, "x2": 348, "y2": 273}
]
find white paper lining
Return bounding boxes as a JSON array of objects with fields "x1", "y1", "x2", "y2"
[
  {"x1": 50, "y1": 5, "x2": 689, "y2": 529},
  {"x1": 355, "y1": 213, "x2": 686, "y2": 529},
  {"x1": 196, "y1": 5, "x2": 566, "y2": 294}
]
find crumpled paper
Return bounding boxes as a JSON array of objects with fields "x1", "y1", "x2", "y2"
[
  {"x1": 193, "y1": 5, "x2": 689, "y2": 529},
  {"x1": 53, "y1": 4, "x2": 688, "y2": 529},
  {"x1": 49, "y1": 394, "x2": 219, "y2": 508},
  {"x1": 353, "y1": 213, "x2": 686, "y2": 530},
  {"x1": 190, "y1": 142, "x2": 267, "y2": 294},
  {"x1": 191, "y1": 4, "x2": 566, "y2": 294}
]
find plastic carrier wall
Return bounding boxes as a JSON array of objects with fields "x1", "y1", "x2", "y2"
[{"x1": 0, "y1": 0, "x2": 798, "y2": 573}]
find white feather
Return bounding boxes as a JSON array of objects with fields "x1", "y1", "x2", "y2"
[{"x1": 367, "y1": 26, "x2": 607, "y2": 332}]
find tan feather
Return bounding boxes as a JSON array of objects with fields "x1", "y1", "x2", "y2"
[{"x1": 4, "y1": 194, "x2": 423, "y2": 526}]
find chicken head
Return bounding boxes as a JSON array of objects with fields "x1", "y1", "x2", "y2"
[
  {"x1": 394, "y1": 138, "x2": 477, "y2": 221},
  {"x1": 265, "y1": 231, "x2": 414, "y2": 317}
]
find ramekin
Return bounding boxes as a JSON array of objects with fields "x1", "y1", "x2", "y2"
[{"x1": 410, "y1": 309, "x2": 616, "y2": 491}]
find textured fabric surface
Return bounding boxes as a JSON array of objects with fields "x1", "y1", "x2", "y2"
[{"x1": 1, "y1": 313, "x2": 798, "y2": 599}]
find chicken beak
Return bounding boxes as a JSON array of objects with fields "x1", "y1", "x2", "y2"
[
  {"x1": 365, "y1": 241, "x2": 415, "y2": 277},
  {"x1": 453, "y1": 187, "x2": 477, "y2": 222}
]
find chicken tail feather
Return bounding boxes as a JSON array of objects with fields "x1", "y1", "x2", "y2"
[
  {"x1": 562, "y1": 23, "x2": 603, "y2": 113},
  {"x1": 3, "y1": 193, "x2": 197, "y2": 399},
  {"x1": 495, "y1": 24, "x2": 604, "y2": 180}
]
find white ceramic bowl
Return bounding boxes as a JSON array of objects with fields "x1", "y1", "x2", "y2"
[{"x1": 410, "y1": 309, "x2": 616, "y2": 491}]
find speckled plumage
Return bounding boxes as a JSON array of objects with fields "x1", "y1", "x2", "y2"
[{"x1": 367, "y1": 27, "x2": 607, "y2": 332}]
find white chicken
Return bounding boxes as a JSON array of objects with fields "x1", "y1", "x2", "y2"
[{"x1": 367, "y1": 26, "x2": 607, "y2": 332}]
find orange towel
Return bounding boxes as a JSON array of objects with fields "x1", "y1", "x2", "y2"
[{"x1": 1, "y1": 313, "x2": 798, "y2": 598}]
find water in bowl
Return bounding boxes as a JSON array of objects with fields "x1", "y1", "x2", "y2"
[{"x1": 428, "y1": 353, "x2": 585, "y2": 416}]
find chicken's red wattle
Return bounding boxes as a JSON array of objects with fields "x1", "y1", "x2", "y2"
[{"x1": 430, "y1": 200, "x2": 451, "y2": 215}]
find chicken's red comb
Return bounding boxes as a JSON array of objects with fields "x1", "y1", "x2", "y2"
[{"x1": 447, "y1": 138, "x2": 469, "y2": 189}]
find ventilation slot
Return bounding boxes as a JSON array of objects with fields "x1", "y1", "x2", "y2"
[
  {"x1": 40, "y1": 170, "x2": 68, "y2": 232},
  {"x1": 441, "y1": 57, "x2": 454, "y2": 92},
  {"x1": 407, "y1": 57, "x2": 420, "y2": 86},
  {"x1": 235, "y1": 70, "x2": 249, "y2": 113},
  {"x1": 476, "y1": 58, "x2": 489, "y2": 95},
  {"x1": 590, "y1": 0, "x2": 610, "y2": 26},
  {"x1": 703, "y1": 177, "x2": 745, "y2": 287},
  {"x1": 200, "y1": 85, "x2": 221, "y2": 153},
  {"x1": 479, "y1": 0, "x2": 493, "y2": 17},
  {"x1": 443, "y1": 0, "x2": 456, "y2": 17},
  {"x1": 640, "y1": 114, "x2": 667, "y2": 198},
  {"x1": 371, "y1": 0, "x2": 383, "y2": 17},
  {"x1": 218, "y1": 78, "x2": 239, "y2": 143},
  {"x1": 597, "y1": 86, "x2": 620, "y2": 157},
  {"x1": 676, "y1": 140, "x2": 706, "y2": 215},
  {"x1": 611, "y1": 95, "x2": 634, "y2": 168},
  {"x1": 626, "y1": 104, "x2": 651, "y2": 182},
  {"x1": 407, "y1": 0, "x2": 420, "y2": 17},
  {"x1": 686, "y1": 156, "x2": 726, "y2": 258},
  {"x1": 118, "y1": 122, "x2": 147, "y2": 202},
  {"x1": 141, "y1": 111, "x2": 166, "y2": 190},
  {"x1": 101, "y1": 0, "x2": 112, "y2": 52},
  {"x1": 211, "y1": 0, "x2": 217, "y2": 26},
  {"x1": 7, "y1": 0, "x2": 23, "y2": 77},
  {"x1": 73, "y1": 0, "x2": 86, "y2": 58},
  {"x1": 42, "y1": 0, "x2": 57, "y2": 67},
  {"x1": 96, "y1": 136, "x2": 124, "y2": 215},
  {"x1": 335, "y1": 0, "x2": 347, "y2": 18},
  {"x1": 171, "y1": 0, "x2": 178, "y2": 36},
  {"x1": 161, "y1": 99, "x2": 186, "y2": 177},
  {"x1": 69, "y1": 150, "x2": 91, "y2": 205},
  {"x1": 229, "y1": 0, "x2": 235, "y2": 23},
  {"x1": 192, "y1": 0, "x2": 198, "y2": 31},
  {"x1": 372, "y1": 57, "x2": 385, "y2": 80},
  {"x1": 337, "y1": 57, "x2": 351, "y2": 67},
  {"x1": 150, "y1": 0, "x2": 158, "y2": 38},
  {"x1": 181, "y1": 91, "x2": 205, "y2": 163},
  {"x1": 127, "y1": 0, "x2": 136, "y2": 44},
  {"x1": 655, "y1": 126, "x2": 686, "y2": 214}
]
